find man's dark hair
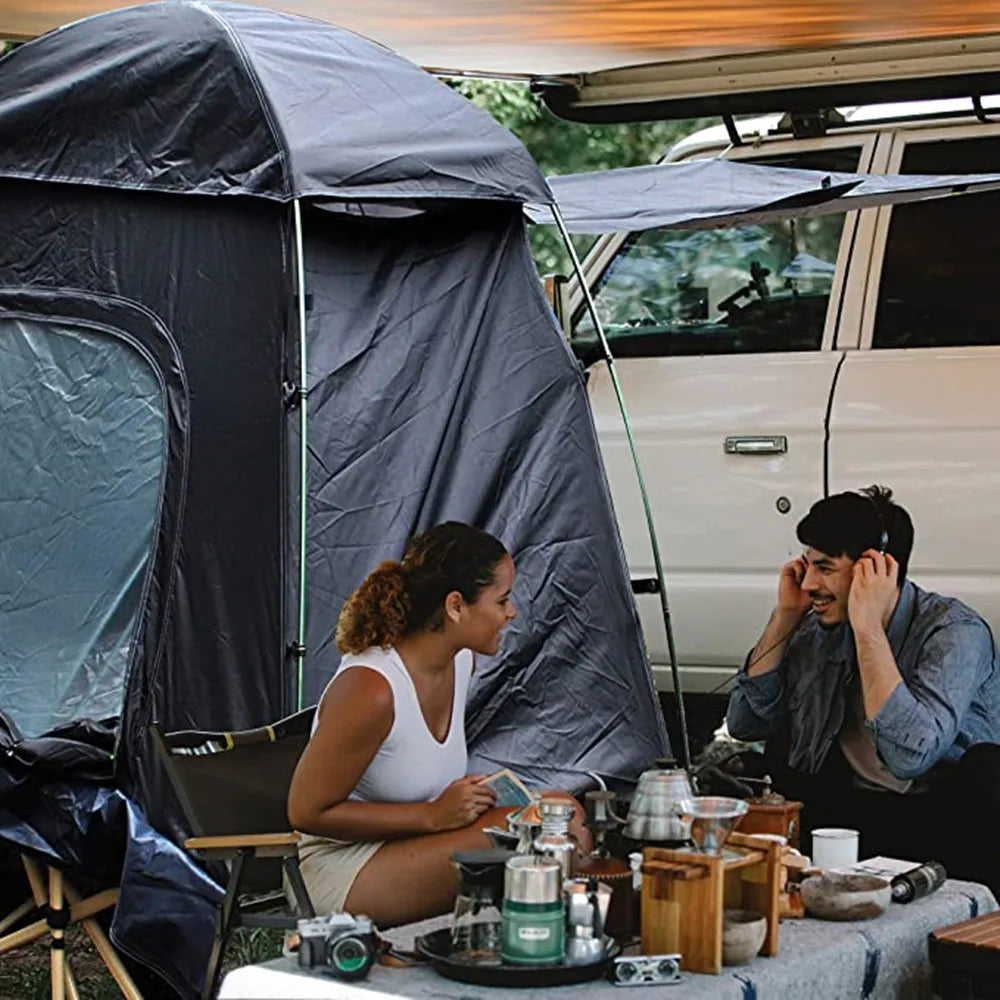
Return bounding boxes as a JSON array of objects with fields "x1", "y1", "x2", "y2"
[{"x1": 796, "y1": 485, "x2": 915, "y2": 581}]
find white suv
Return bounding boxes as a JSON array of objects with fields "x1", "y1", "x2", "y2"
[{"x1": 561, "y1": 94, "x2": 1000, "y2": 698}]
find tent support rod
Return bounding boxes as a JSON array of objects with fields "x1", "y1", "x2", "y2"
[
  {"x1": 293, "y1": 199, "x2": 308, "y2": 711},
  {"x1": 550, "y1": 205, "x2": 691, "y2": 771}
]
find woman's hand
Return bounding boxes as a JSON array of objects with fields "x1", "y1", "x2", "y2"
[{"x1": 427, "y1": 776, "x2": 497, "y2": 832}]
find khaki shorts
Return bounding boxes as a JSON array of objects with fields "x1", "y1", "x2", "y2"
[{"x1": 296, "y1": 833, "x2": 385, "y2": 914}]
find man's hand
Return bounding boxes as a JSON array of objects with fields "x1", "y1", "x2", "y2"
[
  {"x1": 776, "y1": 556, "x2": 812, "y2": 619},
  {"x1": 848, "y1": 550, "x2": 899, "y2": 635}
]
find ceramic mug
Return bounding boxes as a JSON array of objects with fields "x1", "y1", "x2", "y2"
[{"x1": 811, "y1": 828, "x2": 859, "y2": 870}]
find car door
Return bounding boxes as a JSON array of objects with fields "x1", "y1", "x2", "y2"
[
  {"x1": 575, "y1": 137, "x2": 877, "y2": 693},
  {"x1": 828, "y1": 125, "x2": 1000, "y2": 630}
]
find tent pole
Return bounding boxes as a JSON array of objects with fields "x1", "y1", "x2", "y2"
[
  {"x1": 293, "y1": 199, "x2": 308, "y2": 711},
  {"x1": 550, "y1": 205, "x2": 691, "y2": 771}
]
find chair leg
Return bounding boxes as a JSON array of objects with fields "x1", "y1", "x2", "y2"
[
  {"x1": 63, "y1": 881, "x2": 143, "y2": 1000},
  {"x1": 49, "y1": 868, "x2": 66, "y2": 1000},
  {"x1": 19, "y1": 857, "x2": 139, "y2": 1000},
  {"x1": 202, "y1": 850, "x2": 248, "y2": 1000},
  {"x1": 0, "y1": 896, "x2": 37, "y2": 935},
  {"x1": 282, "y1": 856, "x2": 315, "y2": 919}
]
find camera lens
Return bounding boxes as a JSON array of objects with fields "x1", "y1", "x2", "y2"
[
  {"x1": 614, "y1": 961, "x2": 639, "y2": 983},
  {"x1": 657, "y1": 958, "x2": 678, "y2": 979},
  {"x1": 328, "y1": 935, "x2": 371, "y2": 980}
]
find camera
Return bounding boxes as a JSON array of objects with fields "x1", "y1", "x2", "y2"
[
  {"x1": 297, "y1": 912, "x2": 376, "y2": 981},
  {"x1": 609, "y1": 954, "x2": 682, "y2": 987}
]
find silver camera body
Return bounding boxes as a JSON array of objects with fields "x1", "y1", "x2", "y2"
[
  {"x1": 297, "y1": 912, "x2": 376, "y2": 981},
  {"x1": 610, "y1": 954, "x2": 682, "y2": 986}
]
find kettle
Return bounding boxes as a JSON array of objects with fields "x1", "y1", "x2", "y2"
[{"x1": 623, "y1": 769, "x2": 693, "y2": 843}]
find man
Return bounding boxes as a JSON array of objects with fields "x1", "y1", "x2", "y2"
[{"x1": 727, "y1": 485, "x2": 1000, "y2": 886}]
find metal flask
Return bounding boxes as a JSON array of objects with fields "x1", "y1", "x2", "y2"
[
  {"x1": 533, "y1": 797, "x2": 578, "y2": 880},
  {"x1": 501, "y1": 856, "x2": 564, "y2": 965}
]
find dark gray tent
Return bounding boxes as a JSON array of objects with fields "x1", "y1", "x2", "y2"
[
  {"x1": 0, "y1": 3, "x2": 670, "y2": 992},
  {"x1": 0, "y1": 2, "x2": 668, "y2": 820}
]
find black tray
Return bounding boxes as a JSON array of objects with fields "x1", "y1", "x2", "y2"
[{"x1": 415, "y1": 927, "x2": 620, "y2": 988}]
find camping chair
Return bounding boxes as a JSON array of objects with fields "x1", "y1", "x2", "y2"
[
  {"x1": 0, "y1": 855, "x2": 143, "y2": 1000},
  {"x1": 150, "y1": 708, "x2": 317, "y2": 1000}
]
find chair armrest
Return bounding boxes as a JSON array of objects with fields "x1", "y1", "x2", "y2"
[{"x1": 184, "y1": 832, "x2": 300, "y2": 851}]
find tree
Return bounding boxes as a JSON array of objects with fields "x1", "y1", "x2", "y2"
[{"x1": 449, "y1": 79, "x2": 711, "y2": 274}]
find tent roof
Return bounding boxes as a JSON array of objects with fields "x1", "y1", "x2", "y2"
[{"x1": 0, "y1": 1, "x2": 550, "y2": 203}]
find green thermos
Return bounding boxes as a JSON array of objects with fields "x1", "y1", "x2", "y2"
[{"x1": 501, "y1": 856, "x2": 564, "y2": 964}]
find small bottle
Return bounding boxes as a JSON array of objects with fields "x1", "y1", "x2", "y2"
[{"x1": 890, "y1": 862, "x2": 947, "y2": 903}]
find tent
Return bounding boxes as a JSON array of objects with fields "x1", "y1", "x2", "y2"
[
  {"x1": 0, "y1": 3, "x2": 671, "y2": 992},
  {"x1": 0, "y1": 0, "x2": 669, "y2": 814}
]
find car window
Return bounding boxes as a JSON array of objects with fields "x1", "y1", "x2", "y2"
[
  {"x1": 572, "y1": 148, "x2": 862, "y2": 361},
  {"x1": 873, "y1": 136, "x2": 1000, "y2": 349}
]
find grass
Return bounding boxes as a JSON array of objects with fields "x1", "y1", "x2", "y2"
[{"x1": 0, "y1": 918, "x2": 285, "y2": 1000}]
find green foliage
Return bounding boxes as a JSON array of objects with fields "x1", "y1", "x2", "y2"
[{"x1": 449, "y1": 79, "x2": 712, "y2": 274}]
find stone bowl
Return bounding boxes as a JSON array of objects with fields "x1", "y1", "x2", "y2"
[
  {"x1": 799, "y1": 872, "x2": 892, "y2": 921},
  {"x1": 722, "y1": 909, "x2": 767, "y2": 965}
]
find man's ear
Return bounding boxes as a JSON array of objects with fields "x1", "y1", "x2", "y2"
[{"x1": 444, "y1": 590, "x2": 465, "y2": 624}]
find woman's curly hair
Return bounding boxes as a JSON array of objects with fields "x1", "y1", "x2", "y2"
[{"x1": 336, "y1": 522, "x2": 508, "y2": 653}]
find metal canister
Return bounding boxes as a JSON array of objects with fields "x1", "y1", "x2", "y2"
[
  {"x1": 533, "y1": 797, "x2": 578, "y2": 880},
  {"x1": 501, "y1": 856, "x2": 564, "y2": 964}
]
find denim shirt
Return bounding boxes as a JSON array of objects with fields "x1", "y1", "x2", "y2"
[{"x1": 726, "y1": 581, "x2": 1000, "y2": 780}]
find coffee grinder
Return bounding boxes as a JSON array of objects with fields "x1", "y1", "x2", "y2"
[{"x1": 577, "y1": 789, "x2": 636, "y2": 942}]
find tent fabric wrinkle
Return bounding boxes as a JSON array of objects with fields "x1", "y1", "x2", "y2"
[
  {"x1": 302, "y1": 206, "x2": 668, "y2": 787},
  {"x1": 0, "y1": 0, "x2": 552, "y2": 205},
  {"x1": 528, "y1": 158, "x2": 1000, "y2": 232}
]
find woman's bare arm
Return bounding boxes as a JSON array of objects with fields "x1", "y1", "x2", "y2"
[{"x1": 286, "y1": 667, "x2": 494, "y2": 840}]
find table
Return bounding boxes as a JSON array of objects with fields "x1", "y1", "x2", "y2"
[{"x1": 219, "y1": 879, "x2": 996, "y2": 1000}]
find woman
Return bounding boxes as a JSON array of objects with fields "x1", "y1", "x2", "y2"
[{"x1": 288, "y1": 521, "x2": 574, "y2": 926}]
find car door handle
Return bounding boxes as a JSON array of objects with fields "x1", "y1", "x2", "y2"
[{"x1": 724, "y1": 435, "x2": 787, "y2": 455}]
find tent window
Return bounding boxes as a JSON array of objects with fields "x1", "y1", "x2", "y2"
[
  {"x1": 0, "y1": 316, "x2": 164, "y2": 737},
  {"x1": 571, "y1": 147, "x2": 861, "y2": 360},
  {"x1": 873, "y1": 136, "x2": 1000, "y2": 349}
]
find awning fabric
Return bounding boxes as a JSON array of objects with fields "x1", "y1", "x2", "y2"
[{"x1": 527, "y1": 159, "x2": 1000, "y2": 233}]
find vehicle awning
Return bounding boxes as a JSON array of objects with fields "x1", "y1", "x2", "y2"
[{"x1": 526, "y1": 159, "x2": 1000, "y2": 234}]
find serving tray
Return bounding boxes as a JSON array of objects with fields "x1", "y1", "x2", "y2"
[{"x1": 415, "y1": 927, "x2": 620, "y2": 988}]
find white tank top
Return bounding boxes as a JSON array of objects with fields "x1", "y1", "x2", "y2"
[{"x1": 315, "y1": 646, "x2": 472, "y2": 804}]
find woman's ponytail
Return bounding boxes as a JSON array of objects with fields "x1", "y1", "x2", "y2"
[
  {"x1": 336, "y1": 561, "x2": 409, "y2": 653},
  {"x1": 335, "y1": 522, "x2": 508, "y2": 654}
]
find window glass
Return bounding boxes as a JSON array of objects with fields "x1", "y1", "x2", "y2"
[
  {"x1": 874, "y1": 136, "x2": 1000, "y2": 349},
  {"x1": 0, "y1": 317, "x2": 164, "y2": 736},
  {"x1": 572, "y1": 148, "x2": 861, "y2": 360}
]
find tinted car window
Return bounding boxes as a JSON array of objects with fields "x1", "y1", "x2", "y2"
[
  {"x1": 572, "y1": 147, "x2": 862, "y2": 362},
  {"x1": 874, "y1": 136, "x2": 1000, "y2": 349}
]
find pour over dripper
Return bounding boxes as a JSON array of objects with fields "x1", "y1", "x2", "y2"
[{"x1": 677, "y1": 796, "x2": 749, "y2": 855}]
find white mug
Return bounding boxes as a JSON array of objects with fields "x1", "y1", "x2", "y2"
[{"x1": 811, "y1": 828, "x2": 859, "y2": 870}]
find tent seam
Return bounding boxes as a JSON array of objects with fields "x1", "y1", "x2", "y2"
[{"x1": 192, "y1": 0, "x2": 294, "y2": 200}]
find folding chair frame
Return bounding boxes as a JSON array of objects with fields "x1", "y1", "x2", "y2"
[
  {"x1": 0, "y1": 854, "x2": 142, "y2": 1000},
  {"x1": 149, "y1": 715, "x2": 316, "y2": 999}
]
